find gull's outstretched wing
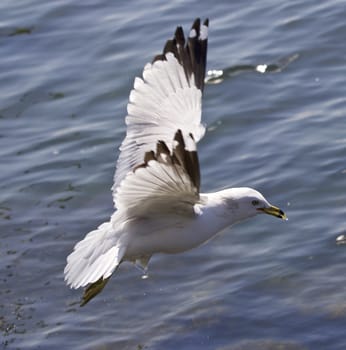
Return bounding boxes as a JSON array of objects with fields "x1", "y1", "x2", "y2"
[
  {"x1": 112, "y1": 18, "x2": 209, "y2": 207},
  {"x1": 65, "y1": 130, "x2": 200, "y2": 298},
  {"x1": 114, "y1": 130, "x2": 200, "y2": 216}
]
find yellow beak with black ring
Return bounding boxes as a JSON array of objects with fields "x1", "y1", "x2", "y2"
[{"x1": 258, "y1": 205, "x2": 287, "y2": 220}]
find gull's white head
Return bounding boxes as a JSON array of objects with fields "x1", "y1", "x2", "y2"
[{"x1": 219, "y1": 187, "x2": 287, "y2": 222}]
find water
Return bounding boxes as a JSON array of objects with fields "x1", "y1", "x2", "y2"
[{"x1": 1, "y1": 0, "x2": 345, "y2": 349}]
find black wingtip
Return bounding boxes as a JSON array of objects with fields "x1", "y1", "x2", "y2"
[
  {"x1": 175, "y1": 26, "x2": 185, "y2": 46},
  {"x1": 172, "y1": 129, "x2": 200, "y2": 191},
  {"x1": 191, "y1": 18, "x2": 201, "y2": 33},
  {"x1": 151, "y1": 18, "x2": 209, "y2": 91},
  {"x1": 133, "y1": 130, "x2": 201, "y2": 194}
]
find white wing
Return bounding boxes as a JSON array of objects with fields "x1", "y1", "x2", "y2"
[
  {"x1": 112, "y1": 18, "x2": 209, "y2": 207},
  {"x1": 65, "y1": 131, "x2": 200, "y2": 291},
  {"x1": 114, "y1": 130, "x2": 200, "y2": 216}
]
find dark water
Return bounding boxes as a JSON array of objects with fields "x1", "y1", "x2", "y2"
[{"x1": 1, "y1": 1, "x2": 346, "y2": 349}]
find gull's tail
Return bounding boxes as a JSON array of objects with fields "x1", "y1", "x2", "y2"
[{"x1": 64, "y1": 220, "x2": 126, "y2": 296}]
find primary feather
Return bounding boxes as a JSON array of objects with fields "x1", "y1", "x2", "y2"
[{"x1": 112, "y1": 19, "x2": 208, "y2": 204}]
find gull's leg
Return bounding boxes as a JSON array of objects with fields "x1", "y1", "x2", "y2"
[
  {"x1": 80, "y1": 276, "x2": 111, "y2": 306},
  {"x1": 79, "y1": 262, "x2": 123, "y2": 306},
  {"x1": 134, "y1": 256, "x2": 151, "y2": 279}
]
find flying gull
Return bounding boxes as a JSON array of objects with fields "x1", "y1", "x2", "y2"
[{"x1": 64, "y1": 18, "x2": 287, "y2": 306}]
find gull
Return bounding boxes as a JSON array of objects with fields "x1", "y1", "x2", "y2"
[{"x1": 64, "y1": 18, "x2": 287, "y2": 306}]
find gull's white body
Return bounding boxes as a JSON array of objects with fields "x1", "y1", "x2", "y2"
[
  {"x1": 124, "y1": 188, "x2": 269, "y2": 256},
  {"x1": 118, "y1": 190, "x2": 255, "y2": 254},
  {"x1": 65, "y1": 187, "x2": 270, "y2": 289},
  {"x1": 64, "y1": 19, "x2": 285, "y2": 303}
]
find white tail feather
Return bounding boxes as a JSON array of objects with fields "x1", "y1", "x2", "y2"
[{"x1": 64, "y1": 221, "x2": 126, "y2": 289}]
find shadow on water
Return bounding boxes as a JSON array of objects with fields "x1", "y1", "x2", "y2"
[{"x1": 205, "y1": 53, "x2": 299, "y2": 84}]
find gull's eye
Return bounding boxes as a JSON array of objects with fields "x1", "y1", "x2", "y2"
[{"x1": 252, "y1": 200, "x2": 259, "y2": 206}]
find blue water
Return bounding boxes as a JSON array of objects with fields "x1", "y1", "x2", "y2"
[{"x1": 1, "y1": 1, "x2": 346, "y2": 349}]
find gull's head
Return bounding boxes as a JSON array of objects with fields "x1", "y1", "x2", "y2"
[{"x1": 220, "y1": 187, "x2": 287, "y2": 221}]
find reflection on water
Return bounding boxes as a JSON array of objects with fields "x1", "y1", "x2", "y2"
[{"x1": 205, "y1": 53, "x2": 299, "y2": 84}]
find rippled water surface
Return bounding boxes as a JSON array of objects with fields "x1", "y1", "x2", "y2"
[{"x1": 1, "y1": 1, "x2": 346, "y2": 349}]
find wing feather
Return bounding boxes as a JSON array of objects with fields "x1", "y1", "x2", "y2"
[
  {"x1": 115, "y1": 131, "x2": 200, "y2": 216},
  {"x1": 112, "y1": 19, "x2": 208, "y2": 207}
]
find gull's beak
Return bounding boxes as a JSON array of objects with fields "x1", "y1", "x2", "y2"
[{"x1": 258, "y1": 205, "x2": 287, "y2": 220}]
